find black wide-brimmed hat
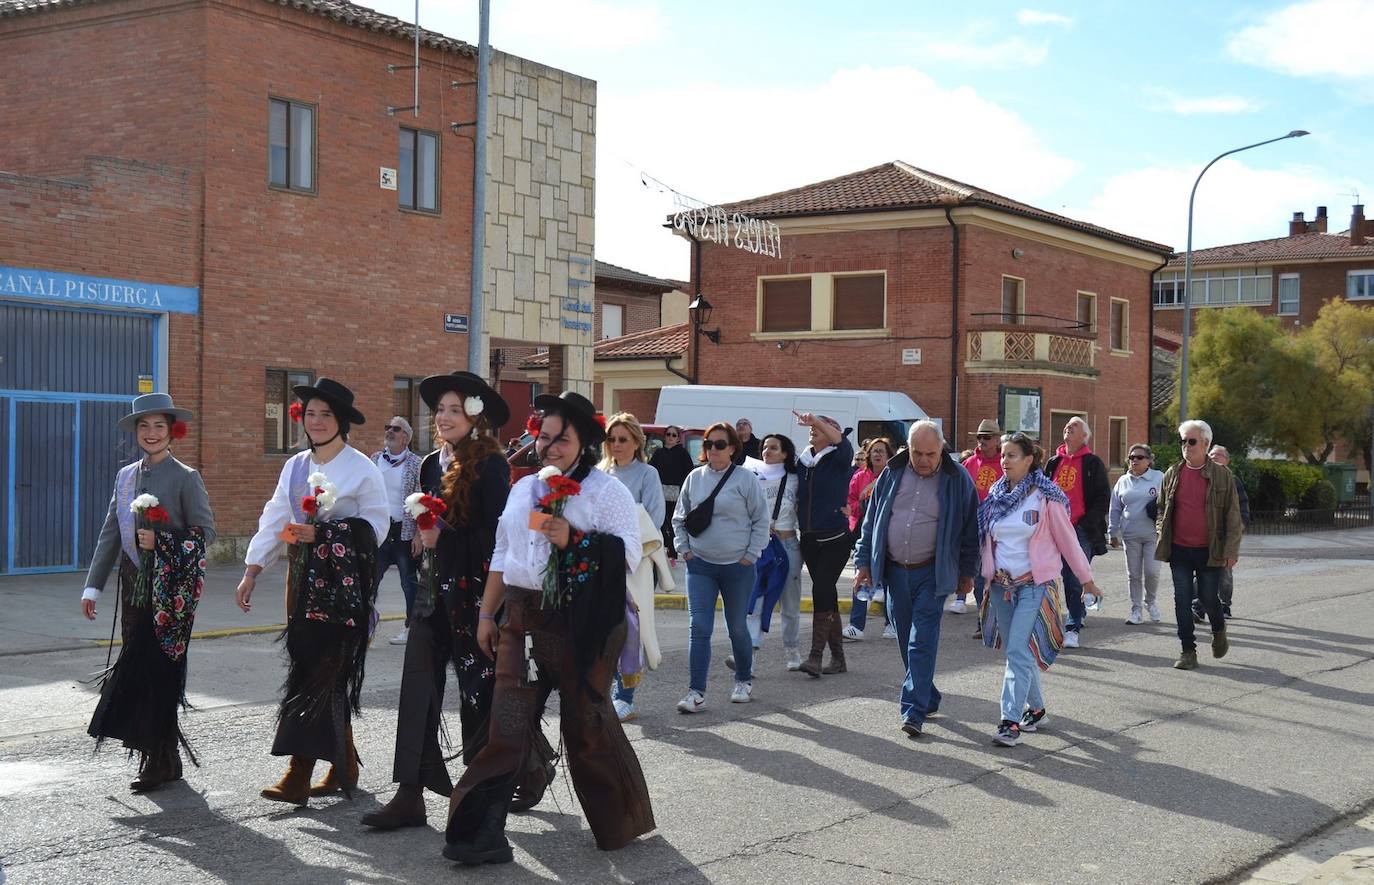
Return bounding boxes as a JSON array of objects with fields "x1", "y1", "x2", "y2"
[
  {"x1": 117, "y1": 392, "x2": 194, "y2": 432},
  {"x1": 533, "y1": 390, "x2": 605, "y2": 447},
  {"x1": 293, "y1": 377, "x2": 366, "y2": 426},
  {"x1": 418, "y1": 371, "x2": 511, "y2": 428}
]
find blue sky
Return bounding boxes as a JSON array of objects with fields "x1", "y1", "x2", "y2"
[{"x1": 372, "y1": 0, "x2": 1373, "y2": 279}]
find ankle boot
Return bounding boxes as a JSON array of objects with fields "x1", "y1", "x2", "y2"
[
  {"x1": 822, "y1": 612, "x2": 847, "y2": 674},
  {"x1": 361, "y1": 783, "x2": 427, "y2": 829},
  {"x1": 310, "y1": 727, "x2": 360, "y2": 796},
  {"x1": 261, "y1": 755, "x2": 315, "y2": 806},
  {"x1": 797, "y1": 612, "x2": 829, "y2": 678},
  {"x1": 443, "y1": 782, "x2": 516, "y2": 865}
]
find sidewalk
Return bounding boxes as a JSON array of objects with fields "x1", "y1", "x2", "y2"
[{"x1": 1241, "y1": 808, "x2": 1374, "y2": 884}]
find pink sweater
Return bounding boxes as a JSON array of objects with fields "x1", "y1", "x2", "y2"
[
  {"x1": 847, "y1": 467, "x2": 877, "y2": 532},
  {"x1": 980, "y1": 491, "x2": 1095, "y2": 587}
]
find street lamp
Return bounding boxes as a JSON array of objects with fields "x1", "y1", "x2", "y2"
[
  {"x1": 1177, "y1": 130, "x2": 1309, "y2": 421},
  {"x1": 689, "y1": 294, "x2": 720, "y2": 345}
]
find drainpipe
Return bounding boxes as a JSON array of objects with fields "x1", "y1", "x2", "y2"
[
  {"x1": 1147, "y1": 254, "x2": 1169, "y2": 442},
  {"x1": 664, "y1": 356, "x2": 691, "y2": 384},
  {"x1": 943, "y1": 205, "x2": 961, "y2": 442},
  {"x1": 689, "y1": 235, "x2": 702, "y2": 384},
  {"x1": 467, "y1": 0, "x2": 490, "y2": 377}
]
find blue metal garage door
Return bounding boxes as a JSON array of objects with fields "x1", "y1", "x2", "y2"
[{"x1": 1, "y1": 302, "x2": 156, "y2": 573}]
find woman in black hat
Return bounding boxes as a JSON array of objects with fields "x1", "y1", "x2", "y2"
[
  {"x1": 443, "y1": 391, "x2": 654, "y2": 866},
  {"x1": 235, "y1": 377, "x2": 390, "y2": 806},
  {"x1": 82, "y1": 392, "x2": 217, "y2": 793},
  {"x1": 363, "y1": 372, "x2": 555, "y2": 830}
]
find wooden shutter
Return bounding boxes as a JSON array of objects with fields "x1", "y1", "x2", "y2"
[
  {"x1": 833, "y1": 274, "x2": 885, "y2": 330},
  {"x1": 762, "y1": 279, "x2": 811, "y2": 332}
]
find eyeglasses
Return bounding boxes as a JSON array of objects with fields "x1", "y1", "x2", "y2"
[
  {"x1": 1182, "y1": 438, "x2": 1200, "y2": 447},
  {"x1": 1128, "y1": 454, "x2": 1149, "y2": 461},
  {"x1": 704, "y1": 439, "x2": 731, "y2": 451},
  {"x1": 385, "y1": 425, "x2": 404, "y2": 432}
]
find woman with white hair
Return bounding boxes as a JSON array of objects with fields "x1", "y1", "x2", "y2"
[
  {"x1": 1109, "y1": 443, "x2": 1164, "y2": 625},
  {"x1": 1154, "y1": 419, "x2": 1244, "y2": 670}
]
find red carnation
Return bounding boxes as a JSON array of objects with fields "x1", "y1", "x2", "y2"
[
  {"x1": 420, "y1": 494, "x2": 448, "y2": 516},
  {"x1": 301, "y1": 496, "x2": 318, "y2": 514},
  {"x1": 525, "y1": 413, "x2": 542, "y2": 436},
  {"x1": 145, "y1": 505, "x2": 170, "y2": 523},
  {"x1": 416, "y1": 511, "x2": 438, "y2": 531},
  {"x1": 170, "y1": 420, "x2": 188, "y2": 440},
  {"x1": 289, "y1": 402, "x2": 304, "y2": 422},
  {"x1": 595, "y1": 413, "x2": 607, "y2": 428},
  {"x1": 547, "y1": 476, "x2": 582, "y2": 497}
]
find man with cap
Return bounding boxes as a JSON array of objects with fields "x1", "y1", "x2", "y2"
[
  {"x1": 82, "y1": 392, "x2": 217, "y2": 793},
  {"x1": 372, "y1": 416, "x2": 424, "y2": 645},
  {"x1": 953, "y1": 419, "x2": 1005, "y2": 618}
]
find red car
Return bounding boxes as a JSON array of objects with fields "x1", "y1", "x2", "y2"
[{"x1": 507, "y1": 423, "x2": 704, "y2": 484}]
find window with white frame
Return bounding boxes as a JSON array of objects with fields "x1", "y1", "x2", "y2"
[
  {"x1": 756, "y1": 272, "x2": 887, "y2": 335},
  {"x1": 1278, "y1": 274, "x2": 1301, "y2": 315},
  {"x1": 1076, "y1": 291, "x2": 1097, "y2": 334},
  {"x1": 1152, "y1": 267, "x2": 1272, "y2": 307},
  {"x1": 1348, "y1": 270, "x2": 1374, "y2": 301},
  {"x1": 1109, "y1": 298, "x2": 1128, "y2": 351},
  {"x1": 1001, "y1": 276, "x2": 1025, "y2": 324},
  {"x1": 601, "y1": 303, "x2": 624, "y2": 339}
]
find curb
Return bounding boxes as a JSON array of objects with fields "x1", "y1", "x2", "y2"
[{"x1": 89, "y1": 612, "x2": 409, "y2": 648}]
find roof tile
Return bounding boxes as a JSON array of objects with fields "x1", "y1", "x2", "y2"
[
  {"x1": 1163, "y1": 232, "x2": 1374, "y2": 267},
  {"x1": 521, "y1": 323, "x2": 689, "y2": 368}
]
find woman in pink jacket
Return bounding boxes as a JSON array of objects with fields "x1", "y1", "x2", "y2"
[
  {"x1": 977, "y1": 432, "x2": 1100, "y2": 747},
  {"x1": 843, "y1": 439, "x2": 896, "y2": 640}
]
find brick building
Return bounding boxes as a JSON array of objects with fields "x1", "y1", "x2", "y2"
[
  {"x1": 682, "y1": 162, "x2": 1171, "y2": 465},
  {"x1": 1153, "y1": 204, "x2": 1374, "y2": 333},
  {"x1": 0, "y1": 0, "x2": 594, "y2": 572}
]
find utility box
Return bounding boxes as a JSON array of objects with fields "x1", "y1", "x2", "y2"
[{"x1": 1322, "y1": 462, "x2": 1357, "y2": 504}]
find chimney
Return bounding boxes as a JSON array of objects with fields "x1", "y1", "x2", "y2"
[
  {"x1": 1289, "y1": 211, "x2": 1306, "y2": 236},
  {"x1": 1354, "y1": 205, "x2": 1367, "y2": 247},
  {"x1": 1315, "y1": 206, "x2": 1328, "y2": 233}
]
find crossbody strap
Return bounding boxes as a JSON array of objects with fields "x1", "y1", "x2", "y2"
[
  {"x1": 701, "y1": 463, "x2": 736, "y2": 508},
  {"x1": 771, "y1": 471, "x2": 787, "y2": 522}
]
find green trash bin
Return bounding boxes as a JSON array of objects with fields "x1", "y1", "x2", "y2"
[{"x1": 1322, "y1": 462, "x2": 1357, "y2": 504}]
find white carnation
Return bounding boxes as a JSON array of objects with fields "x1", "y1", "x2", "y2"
[
  {"x1": 537, "y1": 466, "x2": 560, "y2": 482},
  {"x1": 464, "y1": 396, "x2": 484, "y2": 417},
  {"x1": 404, "y1": 491, "x2": 429, "y2": 517},
  {"x1": 130, "y1": 493, "x2": 159, "y2": 513},
  {"x1": 307, "y1": 471, "x2": 329, "y2": 487},
  {"x1": 315, "y1": 490, "x2": 337, "y2": 512}
]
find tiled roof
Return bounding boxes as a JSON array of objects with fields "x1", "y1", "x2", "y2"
[
  {"x1": 595, "y1": 260, "x2": 678, "y2": 292},
  {"x1": 1162, "y1": 232, "x2": 1374, "y2": 267},
  {"x1": 1151, "y1": 347, "x2": 1178, "y2": 415},
  {"x1": 716, "y1": 161, "x2": 1172, "y2": 256},
  {"x1": 520, "y1": 323, "x2": 689, "y2": 368},
  {"x1": 0, "y1": 0, "x2": 477, "y2": 54}
]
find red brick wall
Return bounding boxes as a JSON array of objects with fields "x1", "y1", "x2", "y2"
[
  {"x1": 691, "y1": 221, "x2": 1155, "y2": 472},
  {"x1": 1154, "y1": 262, "x2": 1367, "y2": 335},
  {"x1": 593, "y1": 282, "x2": 661, "y2": 339},
  {"x1": 612, "y1": 388, "x2": 660, "y2": 423}
]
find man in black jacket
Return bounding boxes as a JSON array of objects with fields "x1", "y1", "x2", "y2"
[{"x1": 1045, "y1": 417, "x2": 1110, "y2": 648}]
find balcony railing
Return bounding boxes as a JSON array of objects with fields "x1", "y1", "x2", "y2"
[{"x1": 965, "y1": 326, "x2": 1097, "y2": 376}]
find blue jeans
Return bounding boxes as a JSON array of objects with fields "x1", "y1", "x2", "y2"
[
  {"x1": 375, "y1": 522, "x2": 419, "y2": 618},
  {"x1": 1170, "y1": 545, "x2": 1223, "y2": 652},
  {"x1": 987, "y1": 580, "x2": 1048, "y2": 723},
  {"x1": 884, "y1": 562, "x2": 944, "y2": 726},
  {"x1": 1059, "y1": 524, "x2": 1094, "y2": 631},
  {"x1": 686, "y1": 557, "x2": 755, "y2": 691},
  {"x1": 614, "y1": 672, "x2": 637, "y2": 705}
]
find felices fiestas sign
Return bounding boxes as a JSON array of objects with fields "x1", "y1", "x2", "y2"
[
  {"x1": 672, "y1": 206, "x2": 782, "y2": 258},
  {"x1": 0, "y1": 266, "x2": 200, "y2": 314}
]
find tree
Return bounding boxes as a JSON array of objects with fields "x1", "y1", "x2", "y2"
[
  {"x1": 1173, "y1": 307, "x2": 1287, "y2": 454},
  {"x1": 1292, "y1": 300, "x2": 1374, "y2": 464}
]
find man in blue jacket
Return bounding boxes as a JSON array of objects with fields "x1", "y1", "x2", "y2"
[{"x1": 854, "y1": 420, "x2": 980, "y2": 737}]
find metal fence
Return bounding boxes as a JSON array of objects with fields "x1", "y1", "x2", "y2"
[{"x1": 1247, "y1": 496, "x2": 1373, "y2": 536}]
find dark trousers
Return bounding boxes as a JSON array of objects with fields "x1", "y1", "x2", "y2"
[
  {"x1": 1059, "y1": 523, "x2": 1094, "y2": 630},
  {"x1": 1169, "y1": 545, "x2": 1224, "y2": 651},
  {"x1": 376, "y1": 522, "x2": 420, "y2": 618},
  {"x1": 800, "y1": 530, "x2": 852, "y2": 613}
]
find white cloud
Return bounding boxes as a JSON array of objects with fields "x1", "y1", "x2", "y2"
[
  {"x1": 1063, "y1": 160, "x2": 1370, "y2": 252},
  {"x1": 1228, "y1": 0, "x2": 1374, "y2": 85},
  {"x1": 1145, "y1": 88, "x2": 1262, "y2": 115},
  {"x1": 1017, "y1": 9, "x2": 1074, "y2": 27},
  {"x1": 595, "y1": 66, "x2": 1079, "y2": 279},
  {"x1": 920, "y1": 36, "x2": 1050, "y2": 67},
  {"x1": 490, "y1": 0, "x2": 664, "y2": 52}
]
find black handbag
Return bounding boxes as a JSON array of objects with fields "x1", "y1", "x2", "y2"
[{"x1": 685, "y1": 464, "x2": 736, "y2": 536}]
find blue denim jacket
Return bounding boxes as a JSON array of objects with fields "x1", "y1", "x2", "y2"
[{"x1": 854, "y1": 449, "x2": 980, "y2": 593}]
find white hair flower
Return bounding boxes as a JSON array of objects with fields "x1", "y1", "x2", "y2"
[
  {"x1": 130, "y1": 493, "x2": 160, "y2": 513},
  {"x1": 537, "y1": 466, "x2": 560, "y2": 482},
  {"x1": 464, "y1": 396, "x2": 484, "y2": 417}
]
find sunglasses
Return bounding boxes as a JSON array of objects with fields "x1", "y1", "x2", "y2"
[
  {"x1": 664, "y1": 433, "x2": 679, "y2": 438},
  {"x1": 608, "y1": 435, "x2": 634, "y2": 444},
  {"x1": 385, "y1": 425, "x2": 405, "y2": 432},
  {"x1": 704, "y1": 439, "x2": 732, "y2": 451},
  {"x1": 1182, "y1": 438, "x2": 1200, "y2": 446},
  {"x1": 1128, "y1": 454, "x2": 1149, "y2": 461},
  {"x1": 976, "y1": 433, "x2": 995, "y2": 440}
]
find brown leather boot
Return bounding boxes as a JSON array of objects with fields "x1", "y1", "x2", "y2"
[
  {"x1": 822, "y1": 611, "x2": 847, "y2": 674},
  {"x1": 261, "y1": 755, "x2": 315, "y2": 806},
  {"x1": 310, "y1": 728, "x2": 360, "y2": 796},
  {"x1": 361, "y1": 783, "x2": 427, "y2": 829},
  {"x1": 797, "y1": 612, "x2": 830, "y2": 678}
]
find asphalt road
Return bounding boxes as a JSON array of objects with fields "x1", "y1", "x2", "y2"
[{"x1": 2, "y1": 550, "x2": 1373, "y2": 884}]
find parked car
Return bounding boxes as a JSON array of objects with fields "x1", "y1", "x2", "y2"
[{"x1": 507, "y1": 423, "x2": 704, "y2": 484}]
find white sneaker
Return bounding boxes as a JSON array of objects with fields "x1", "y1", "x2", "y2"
[
  {"x1": 870, "y1": 588, "x2": 885, "y2": 604},
  {"x1": 1125, "y1": 607, "x2": 1143, "y2": 625},
  {"x1": 676, "y1": 690, "x2": 707, "y2": 714},
  {"x1": 614, "y1": 699, "x2": 637, "y2": 722},
  {"x1": 730, "y1": 681, "x2": 753, "y2": 703},
  {"x1": 948, "y1": 598, "x2": 967, "y2": 614},
  {"x1": 785, "y1": 648, "x2": 802, "y2": 671},
  {"x1": 882, "y1": 624, "x2": 898, "y2": 640},
  {"x1": 841, "y1": 624, "x2": 864, "y2": 641},
  {"x1": 1148, "y1": 603, "x2": 1162, "y2": 622},
  {"x1": 1062, "y1": 629, "x2": 1080, "y2": 649},
  {"x1": 388, "y1": 627, "x2": 409, "y2": 645}
]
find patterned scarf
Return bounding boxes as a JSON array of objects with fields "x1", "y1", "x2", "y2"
[{"x1": 977, "y1": 469, "x2": 1070, "y2": 544}]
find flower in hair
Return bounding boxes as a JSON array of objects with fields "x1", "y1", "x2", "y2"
[{"x1": 464, "y1": 396, "x2": 484, "y2": 417}]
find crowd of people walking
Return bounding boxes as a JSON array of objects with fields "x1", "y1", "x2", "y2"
[{"x1": 78, "y1": 383, "x2": 1248, "y2": 869}]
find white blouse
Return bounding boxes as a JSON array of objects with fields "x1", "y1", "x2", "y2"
[
  {"x1": 491, "y1": 468, "x2": 641, "y2": 590},
  {"x1": 245, "y1": 447, "x2": 390, "y2": 571},
  {"x1": 746, "y1": 458, "x2": 798, "y2": 533},
  {"x1": 991, "y1": 490, "x2": 1042, "y2": 577}
]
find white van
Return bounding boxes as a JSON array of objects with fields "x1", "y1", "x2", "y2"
[{"x1": 655, "y1": 385, "x2": 933, "y2": 450}]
